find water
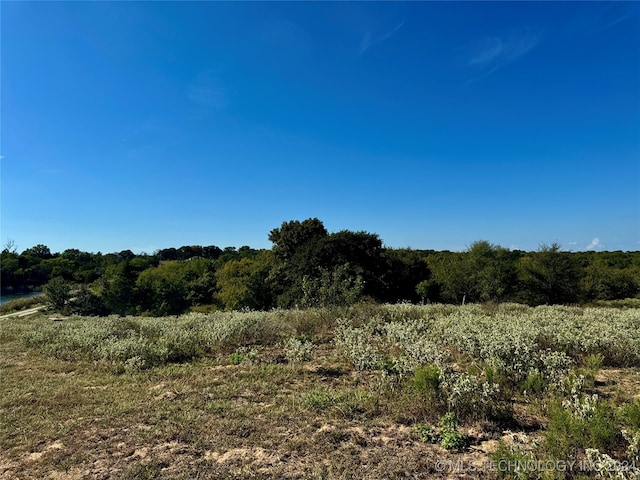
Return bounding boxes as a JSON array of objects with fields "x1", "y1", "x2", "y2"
[{"x1": 0, "y1": 292, "x2": 44, "y2": 306}]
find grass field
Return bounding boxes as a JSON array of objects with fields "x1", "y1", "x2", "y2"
[{"x1": 1, "y1": 303, "x2": 639, "y2": 479}]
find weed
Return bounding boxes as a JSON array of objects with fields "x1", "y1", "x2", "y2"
[
  {"x1": 583, "y1": 353, "x2": 604, "y2": 372},
  {"x1": 414, "y1": 423, "x2": 437, "y2": 443},
  {"x1": 491, "y1": 441, "x2": 538, "y2": 480},
  {"x1": 546, "y1": 399, "x2": 621, "y2": 459},
  {"x1": 3, "y1": 303, "x2": 640, "y2": 479},
  {"x1": 303, "y1": 389, "x2": 336, "y2": 411},
  {"x1": 438, "y1": 412, "x2": 467, "y2": 451},
  {"x1": 519, "y1": 371, "x2": 548, "y2": 395},
  {"x1": 284, "y1": 336, "x2": 315, "y2": 363},
  {"x1": 226, "y1": 346, "x2": 258, "y2": 365},
  {"x1": 620, "y1": 400, "x2": 640, "y2": 430},
  {"x1": 413, "y1": 364, "x2": 441, "y2": 397}
]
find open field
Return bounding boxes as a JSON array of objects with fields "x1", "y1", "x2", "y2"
[{"x1": 1, "y1": 303, "x2": 640, "y2": 479}]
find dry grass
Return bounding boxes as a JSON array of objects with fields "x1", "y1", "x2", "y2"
[
  {"x1": 2, "y1": 305, "x2": 640, "y2": 479},
  {"x1": 0, "y1": 313, "x2": 458, "y2": 479}
]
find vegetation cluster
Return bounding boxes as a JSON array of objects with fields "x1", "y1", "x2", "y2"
[
  {"x1": 2, "y1": 218, "x2": 639, "y2": 316},
  {"x1": 2, "y1": 303, "x2": 640, "y2": 478}
]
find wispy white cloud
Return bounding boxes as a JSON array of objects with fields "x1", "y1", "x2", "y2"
[
  {"x1": 468, "y1": 37, "x2": 504, "y2": 67},
  {"x1": 586, "y1": 2, "x2": 637, "y2": 34},
  {"x1": 359, "y1": 18, "x2": 406, "y2": 55},
  {"x1": 595, "y1": 11, "x2": 634, "y2": 32},
  {"x1": 586, "y1": 237, "x2": 602, "y2": 251},
  {"x1": 187, "y1": 70, "x2": 229, "y2": 109},
  {"x1": 465, "y1": 26, "x2": 544, "y2": 80},
  {"x1": 563, "y1": 2, "x2": 638, "y2": 38}
]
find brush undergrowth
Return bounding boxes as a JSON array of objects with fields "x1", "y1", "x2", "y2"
[{"x1": 2, "y1": 303, "x2": 639, "y2": 479}]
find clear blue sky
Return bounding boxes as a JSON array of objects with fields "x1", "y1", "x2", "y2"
[{"x1": 2, "y1": 1, "x2": 639, "y2": 254}]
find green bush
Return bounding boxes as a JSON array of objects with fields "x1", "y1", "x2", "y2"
[
  {"x1": 438, "y1": 412, "x2": 467, "y2": 451},
  {"x1": 519, "y1": 371, "x2": 548, "y2": 395},
  {"x1": 414, "y1": 423, "x2": 437, "y2": 443},
  {"x1": 620, "y1": 400, "x2": 640, "y2": 430},
  {"x1": 284, "y1": 336, "x2": 315, "y2": 363},
  {"x1": 491, "y1": 441, "x2": 538, "y2": 480},
  {"x1": 413, "y1": 364, "x2": 441, "y2": 396},
  {"x1": 43, "y1": 277, "x2": 71, "y2": 312},
  {"x1": 546, "y1": 399, "x2": 621, "y2": 459},
  {"x1": 583, "y1": 352, "x2": 604, "y2": 372}
]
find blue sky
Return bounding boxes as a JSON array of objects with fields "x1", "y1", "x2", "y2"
[{"x1": 2, "y1": 1, "x2": 639, "y2": 254}]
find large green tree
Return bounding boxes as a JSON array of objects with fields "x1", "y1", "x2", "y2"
[
  {"x1": 136, "y1": 258, "x2": 214, "y2": 315},
  {"x1": 381, "y1": 248, "x2": 432, "y2": 303},
  {"x1": 427, "y1": 251, "x2": 475, "y2": 304},
  {"x1": 268, "y1": 219, "x2": 329, "y2": 307},
  {"x1": 519, "y1": 243, "x2": 581, "y2": 305},
  {"x1": 466, "y1": 241, "x2": 518, "y2": 303},
  {"x1": 214, "y1": 251, "x2": 274, "y2": 310},
  {"x1": 44, "y1": 276, "x2": 71, "y2": 312},
  {"x1": 100, "y1": 259, "x2": 149, "y2": 315},
  {"x1": 581, "y1": 261, "x2": 639, "y2": 301},
  {"x1": 0, "y1": 245, "x2": 22, "y2": 291},
  {"x1": 322, "y1": 230, "x2": 385, "y2": 300},
  {"x1": 268, "y1": 219, "x2": 389, "y2": 307}
]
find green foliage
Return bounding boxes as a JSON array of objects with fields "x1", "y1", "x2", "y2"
[
  {"x1": 467, "y1": 241, "x2": 518, "y2": 303},
  {"x1": 302, "y1": 388, "x2": 378, "y2": 417},
  {"x1": 491, "y1": 441, "x2": 538, "y2": 480},
  {"x1": 383, "y1": 248, "x2": 431, "y2": 303},
  {"x1": 283, "y1": 336, "x2": 315, "y2": 363},
  {"x1": 227, "y1": 351, "x2": 244, "y2": 365},
  {"x1": 228, "y1": 346, "x2": 258, "y2": 365},
  {"x1": 269, "y1": 218, "x2": 328, "y2": 263},
  {"x1": 4, "y1": 223, "x2": 640, "y2": 317},
  {"x1": 0, "y1": 246, "x2": 22, "y2": 289},
  {"x1": 545, "y1": 398, "x2": 620, "y2": 459},
  {"x1": 269, "y1": 218, "x2": 388, "y2": 307},
  {"x1": 427, "y1": 251, "x2": 474, "y2": 304},
  {"x1": 413, "y1": 364, "x2": 441, "y2": 398},
  {"x1": 413, "y1": 423, "x2": 437, "y2": 443},
  {"x1": 101, "y1": 261, "x2": 141, "y2": 316},
  {"x1": 518, "y1": 243, "x2": 581, "y2": 305},
  {"x1": 519, "y1": 371, "x2": 549, "y2": 395},
  {"x1": 68, "y1": 285, "x2": 107, "y2": 316},
  {"x1": 301, "y1": 263, "x2": 365, "y2": 307},
  {"x1": 43, "y1": 276, "x2": 71, "y2": 312},
  {"x1": 620, "y1": 400, "x2": 640, "y2": 430},
  {"x1": 427, "y1": 242, "x2": 518, "y2": 304},
  {"x1": 582, "y1": 261, "x2": 639, "y2": 301},
  {"x1": 303, "y1": 389, "x2": 336, "y2": 411},
  {"x1": 438, "y1": 412, "x2": 467, "y2": 451},
  {"x1": 137, "y1": 258, "x2": 214, "y2": 315},
  {"x1": 583, "y1": 352, "x2": 604, "y2": 372},
  {"x1": 415, "y1": 279, "x2": 439, "y2": 304},
  {"x1": 413, "y1": 413, "x2": 467, "y2": 451},
  {"x1": 214, "y1": 251, "x2": 273, "y2": 311}
]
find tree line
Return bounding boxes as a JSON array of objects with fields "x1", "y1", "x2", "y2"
[{"x1": 2, "y1": 218, "x2": 639, "y2": 315}]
